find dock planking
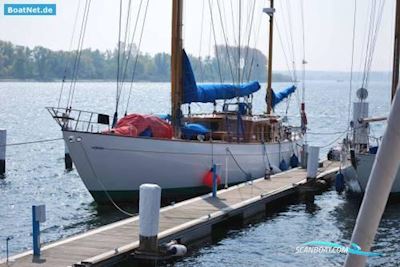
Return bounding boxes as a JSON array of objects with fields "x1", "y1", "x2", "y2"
[{"x1": 1, "y1": 161, "x2": 339, "y2": 267}]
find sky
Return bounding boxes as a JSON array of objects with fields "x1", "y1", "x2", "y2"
[{"x1": 0, "y1": 0, "x2": 396, "y2": 72}]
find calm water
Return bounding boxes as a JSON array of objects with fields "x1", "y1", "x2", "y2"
[{"x1": 0, "y1": 80, "x2": 396, "y2": 266}]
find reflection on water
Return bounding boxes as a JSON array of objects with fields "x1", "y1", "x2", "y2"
[
  {"x1": 0, "y1": 80, "x2": 397, "y2": 266},
  {"x1": 161, "y1": 191, "x2": 400, "y2": 267}
]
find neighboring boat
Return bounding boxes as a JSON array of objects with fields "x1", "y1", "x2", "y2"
[
  {"x1": 48, "y1": 0, "x2": 305, "y2": 204},
  {"x1": 342, "y1": 0, "x2": 400, "y2": 193}
]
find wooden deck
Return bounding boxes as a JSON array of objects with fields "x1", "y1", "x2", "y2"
[{"x1": 1, "y1": 161, "x2": 339, "y2": 267}]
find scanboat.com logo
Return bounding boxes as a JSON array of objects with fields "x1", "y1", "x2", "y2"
[{"x1": 296, "y1": 241, "x2": 382, "y2": 257}]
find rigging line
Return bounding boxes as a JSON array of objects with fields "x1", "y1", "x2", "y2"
[
  {"x1": 78, "y1": 142, "x2": 135, "y2": 217},
  {"x1": 347, "y1": 0, "x2": 358, "y2": 125},
  {"x1": 285, "y1": 0, "x2": 297, "y2": 83},
  {"x1": 246, "y1": 0, "x2": 266, "y2": 81},
  {"x1": 118, "y1": 0, "x2": 135, "y2": 111},
  {"x1": 66, "y1": 0, "x2": 89, "y2": 109},
  {"x1": 220, "y1": 0, "x2": 231, "y2": 45},
  {"x1": 67, "y1": 0, "x2": 92, "y2": 109},
  {"x1": 226, "y1": 148, "x2": 252, "y2": 179},
  {"x1": 241, "y1": 0, "x2": 253, "y2": 77},
  {"x1": 307, "y1": 130, "x2": 350, "y2": 136},
  {"x1": 202, "y1": 23, "x2": 213, "y2": 82},
  {"x1": 275, "y1": 21, "x2": 295, "y2": 82},
  {"x1": 357, "y1": 0, "x2": 372, "y2": 75},
  {"x1": 362, "y1": 0, "x2": 386, "y2": 89},
  {"x1": 277, "y1": 1, "x2": 293, "y2": 69},
  {"x1": 241, "y1": 0, "x2": 256, "y2": 84},
  {"x1": 216, "y1": 0, "x2": 236, "y2": 83},
  {"x1": 197, "y1": 0, "x2": 205, "y2": 78},
  {"x1": 284, "y1": 95, "x2": 291, "y2": 117},
  {"x1": 262, "y1": 142, "x2": 271, "y2": 170},
  {"x1": 365, "y1": 0, "x2": 386, "y2": 88},
  {"x1": 361, "y1": 3, "x2": 373, "y2": 87},
  {"x1": 275, "y1": 0, "x2": 296, "y2": 83},
  {"x1": 57, "y1": 0, "x2": 82, "y2": 109},
  {"x1": 114, "y1": 0, "x2": 132, "y2": 112},
  {"x1": 300, "y1": 0, "x2": 306, "y2": 102},
  {"x1": 119, "y1": 0, "x2": 145, "y2": 93},
  {"x1": 221, "y1": 0, "x2": 238, "y2": 72},
  {"x1": 363, "y1": 0, "x2": 378, "y2": 87},
  {"x1": 229, "y1": 0, "x2": 238, "y2": 47},
  {"x1": 69, "y1": 0, "x2": 92, "y2": 108},
  {"x1": 208, "y1": 0, "x2": 224, "y2": 83},
  {"x1": 115, "y1": 0, "x2": 124, "y2": 115},
  {"x1": 281, "y1": 0, "x2": 296, "y2": 79},
  {"x1": 0, "y1": 138, "x2": 63, "y2": 147},
  {"x1": 118, "y1": 0, "x2": 133, "y2": 88},
  {"x1": 360, "y1": 1, "x2": 372, "y2": 89},
  {"x1": 361, "y1": 0, "x2": 378, "y2": 88},
  {"x1": 320, "y1": 131, "x2": 349, "y2": 149},
  {"x1": 65, "y1": 0, "x2": 87, "y2": 109},
  {"x1": 125, "y1": 0, "x2": 150, "y2": 114},
  {"x1": 238, "y1": 0, "x2": 242, "y2": 85}
]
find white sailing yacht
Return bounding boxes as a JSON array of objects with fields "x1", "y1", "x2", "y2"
[
  {"x1": 342, "y1": 0, "x2": 400, "y2": 193},
  {"x1": 48, "y1": 0, "x2": 305, "y2": 204}
]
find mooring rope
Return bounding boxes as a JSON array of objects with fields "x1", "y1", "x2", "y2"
[
  {"x1": 226, "y1": 148, "x2": 252, "y2": 180},
  {"x1": 78, "y1": 142, "x2": 136, "y2": 217},
  {"x1": 0, "y1": 138, "x2": 63, "y2": 147}
]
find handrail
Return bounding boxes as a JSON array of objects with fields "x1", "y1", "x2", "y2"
[{"x1": 46, "y1": 107, "x2": 110, "y2": 134}]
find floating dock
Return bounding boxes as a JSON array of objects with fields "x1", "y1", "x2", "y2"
[{"x1": 1, "y1": 161, "x2": 339, "y2": 267}]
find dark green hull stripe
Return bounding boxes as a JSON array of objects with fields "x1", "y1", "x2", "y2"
[
  {"x1": 88, "y1": 181, "x2": 246, "y2": 205},
  {"x1": 90, "y1": 186, "x2": 215, "y2": 205}
]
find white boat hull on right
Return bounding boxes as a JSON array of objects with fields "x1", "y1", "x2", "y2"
[{"x1": 344, "y1": 153, "x2": 400, "y2": 193}]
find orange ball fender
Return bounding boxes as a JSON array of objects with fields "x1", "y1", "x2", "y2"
[{"x1": 202, "y1": 169, "x2": 221, "y2": 188}]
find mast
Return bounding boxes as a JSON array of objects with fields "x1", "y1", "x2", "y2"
[
  {"x1": 171, "y1": 0, "x2": 184, "y2": 138},
  {"x1": 266, "y1": 0, "x2": 274, "y2": 115},
  {"x1": 392, "y1": 0, "x2": 400, "y2": 101}
]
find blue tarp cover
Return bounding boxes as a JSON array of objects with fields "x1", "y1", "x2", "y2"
[
  {"x1": 182, "y1": 50, "x2": 261, "y2": 104},
  {"x1": 272, "y1": 85, "x2": 297, "y2": 107},
  {"x1": 181, "y1": 123, "x2": 210, "y2": 139}
]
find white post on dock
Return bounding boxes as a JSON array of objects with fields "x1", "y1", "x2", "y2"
[
  {"x1": 300, "y1": 144, "x2": 308, "y2": 169},
  {"x1": 0, "y1": 129, "x2": 6, "y2": 176},
  {"x1": 306, "y1": 146, "x2": 319, "y2": 179},
  {"x1": 139, "y1": 184, "x2": 161, "y2": 254},
  {"x1": 344, "y1": 88, "x2": 400, "y2": 266},
  {"x1": 64, "y1": 141, "x2": 73, "y2": 170}
]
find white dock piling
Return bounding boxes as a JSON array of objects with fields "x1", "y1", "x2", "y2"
[
  {"x1": 344, "y1": 88, "x2": 400, "y2": 266},
  {"x1": 64, "y1": 141, "x2": 73, "y2": 170},
  {"x1": 138, "y1": 184, "x2": 161, "y2": 254},
  {"x1": 306, "y1": 146, "x2": 319, "y2": 179},
  {"x1": 0, "y1": 130, "x2": 6, "y2": 176},
  {"x1": 300, "y1": 144, "x2": 308, "y2": 169}
]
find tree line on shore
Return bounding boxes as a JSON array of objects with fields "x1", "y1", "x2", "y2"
[{"x1": 0, "y1": 40, "x2": 289, "y2": 82}]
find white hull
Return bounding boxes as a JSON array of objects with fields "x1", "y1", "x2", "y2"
[
  {"x1": 63, "y1": 130, "x2": 302, "y2": 203},
  {"x1": 343, "y1": 153, "x2": 400, "y2": 193}
]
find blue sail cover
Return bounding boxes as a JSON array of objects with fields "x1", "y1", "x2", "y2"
[
  {"x1": 272, "y1": 85, "x2": 296, "y2": 107},
  {"x1": 182, "y1": 50, "x2": 261, "y2": 104}
]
